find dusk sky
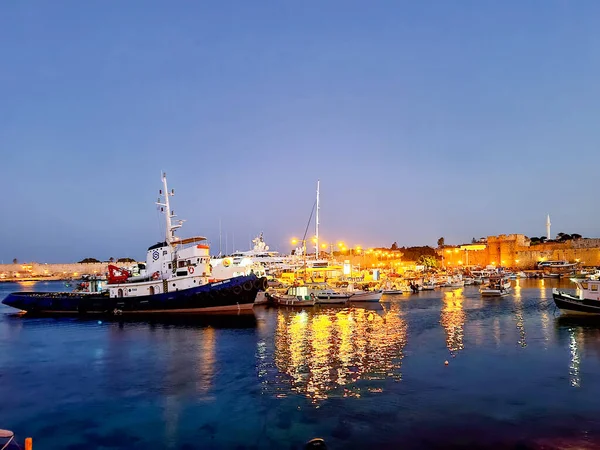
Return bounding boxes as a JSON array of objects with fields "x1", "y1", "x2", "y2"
[{"x1": 2, "y1": 1, "x2": 600, "y2": 262}]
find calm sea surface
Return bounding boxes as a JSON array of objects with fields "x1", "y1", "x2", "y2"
[{"x1": 2, "y1": 279, "x2": 600, "y2": 449}]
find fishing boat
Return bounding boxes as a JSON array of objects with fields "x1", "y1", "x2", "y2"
[
  {"x1": 479, "y1": 276, "x2": 511, "y2": 297},
  {"x1": 2, "y1": 173, "x2": 268, "y2": 316},
  {"x1": 553, "y1": 278, "x2": 600, "y2": 314},
  {"x1": 269, "y1": 286, "x2": 316, "y2": 307}
]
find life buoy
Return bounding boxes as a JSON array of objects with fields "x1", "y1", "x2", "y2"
[
  {"x1": 152, "y1": 272, "x2": 160, "y2": 280},
  {"x1": 243, "y1": 280, "x2": 253, "y2": 291},
  {"x1": 189, "y1": 267, "x2": 195, "y2": 274},
  {"x1": 223, "y1": 259, "x2": 230, "y2": 267}
]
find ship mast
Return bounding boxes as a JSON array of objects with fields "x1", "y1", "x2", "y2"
[
  {"x1": 316, "y1": 180, "x2": 320, "y2": 260},
  {"x1": 156, "y1": 172, "x2": 183, "y2": 245}
]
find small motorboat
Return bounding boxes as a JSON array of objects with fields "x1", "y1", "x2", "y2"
[
  {"x1": 349, "y1": 290, "x2": 383, "y2": 302},
  {"x1": 480, "y1": 276, "x2": 511, "y2": 297}
]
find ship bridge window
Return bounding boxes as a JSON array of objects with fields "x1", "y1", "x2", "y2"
[
  {"x1": 592, "y1": 284, "x2": 598, "y2": 292},
  {"x1": 581, "y1": 282, "x2": 589, "y2": 289},
  {"x1": 178, "y1": 261, "x2": 186, "y2": 268},
  {"x1": 168, "y1": 263, "x2": 172, "y2": 269}
]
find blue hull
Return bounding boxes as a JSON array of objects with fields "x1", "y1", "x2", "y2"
[{"x1": 2, "y1": 275, "x2": 267, "y2": 315}]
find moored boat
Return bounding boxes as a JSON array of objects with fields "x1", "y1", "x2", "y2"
[
  {"x1": 479, "y1": 276, "x2": 511, "y2": 297},
  {"x1": 349, "y1": 290, "x2": 383, "y2": 302},
  {"x1": 2, "y1": 173, "x2": 268, "y2": 316},
  {"x1": 553, "y1": 278, "x2": 600, "y2": 314},
  {"x1": 269, "y1": 286, "x2": 316, "y2": 307}
]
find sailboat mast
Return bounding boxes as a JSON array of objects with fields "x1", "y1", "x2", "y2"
[{"x1": 316, "y1": 180, "x2": 320, "y2": 260}]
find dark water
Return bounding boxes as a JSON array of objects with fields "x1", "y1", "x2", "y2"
[{"x1": 2, "y1": 279, "x2": 600, "y2": 449}]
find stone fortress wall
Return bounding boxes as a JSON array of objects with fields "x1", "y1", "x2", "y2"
[{"x1": 441, "y1": 234, "x2": 600, "y2": 269}]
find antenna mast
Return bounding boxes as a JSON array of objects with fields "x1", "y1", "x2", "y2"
[{"x1": 155, "y1": 172, "x2": 183, "y2": 244}]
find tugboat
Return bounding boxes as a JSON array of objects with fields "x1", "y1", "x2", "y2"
[
  {"x1": 553, "y1": 278, "x2": 600, "y2": 314},
  {"x1": 2, "y1": 173, "x2": 268, "y2": 316}
]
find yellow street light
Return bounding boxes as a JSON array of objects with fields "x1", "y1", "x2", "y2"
[{"x1": 291, "y1": 238, "x2": 298, "y2": 246}]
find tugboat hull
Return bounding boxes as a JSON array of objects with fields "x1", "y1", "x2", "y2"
[
  {"x1": 552, "y1": 289, "x2": 600, "y2": 315},
  {"x1": 2, "y1": 275, "x2": 267, "y2": 316}
]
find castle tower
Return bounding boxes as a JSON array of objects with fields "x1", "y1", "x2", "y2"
[{"x1": 546, "y1": 214, "x2": 551, "y2": 240}]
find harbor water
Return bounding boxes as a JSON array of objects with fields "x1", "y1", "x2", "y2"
[{"x1": 2, "y1": 279, "x2": 600, "y2": 449}]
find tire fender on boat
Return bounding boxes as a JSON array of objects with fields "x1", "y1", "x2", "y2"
[
  {"x1": 233, "y1": 285, "x2": 243, "y2": 295},
  {"x1": 243, "y1": 281, "x2": 253, "y2": 291}
]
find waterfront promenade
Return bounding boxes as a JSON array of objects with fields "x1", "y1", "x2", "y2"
[{"x1": 0, "y1": 262, "x2": 132, "y2": 282}]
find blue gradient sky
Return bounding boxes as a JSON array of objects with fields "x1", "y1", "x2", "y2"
[{"x1": 2, "y1": 1, "x2": 600, "y2": 262}]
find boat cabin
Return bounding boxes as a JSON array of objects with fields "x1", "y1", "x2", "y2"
[{"x1": 573, "y1": 279, "x2": 600, "y2": 301}]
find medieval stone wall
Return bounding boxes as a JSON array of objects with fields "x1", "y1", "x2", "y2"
[{"x1": 439, "y1": 235, "x2": 600, "y2": 269}]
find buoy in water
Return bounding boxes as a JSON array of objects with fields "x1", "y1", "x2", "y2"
[
  {"x1": 98, "y1": 320, "x2": 103, "y2": 325},
  {"x1": 444, "y1": 360, "x2": 449, "y2": 365}
]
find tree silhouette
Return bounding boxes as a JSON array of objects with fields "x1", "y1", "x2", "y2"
[
  {"x1": 12, "y1": 258, "x2": 17, "y2": 264},
  {"x1": 109, "y1": 257, "x2": 115, "y2": 263},
  {"x1": 437, "y1": 237, "x2": 445, "y2": 248},
  {"x1": 78, "y1": 258, "x2": 100, "y2": 263},
  {"x1": 391, "y1": 242, "x2": 398, "y2": 250}
]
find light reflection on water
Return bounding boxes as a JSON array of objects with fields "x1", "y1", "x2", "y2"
[
  {"x1": 272, "y1": 306, "x2": 407, "y2": 401},
  {"x1": 513, "y1": 283, "x2": 527, "y2": 348},
  {"x1": 440, "y1": 288, "x2": 465, "y2": 355},
  {"x1": 569, "y1": 328, "x2": 581, "y2": 388}
]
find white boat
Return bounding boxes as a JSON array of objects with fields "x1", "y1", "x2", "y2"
[
  {"x1": 553, "y1": 278, "x2": 600, "y2": 314},
  {"x1": 480, "y1": 277, "x2": 511, "y2": 297},
  {"x1": 421, "y1": 280, "x2": 436, "y2": 291},
  {"x1": 309, "y1": 284, "x2": 352, "y2": 304},
  {"x1": 472, "y1": 276, "x2": 484, "y2": 285},
  {"x1": 349, "y1": 290, "x2": 383, "y2": 302}
]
